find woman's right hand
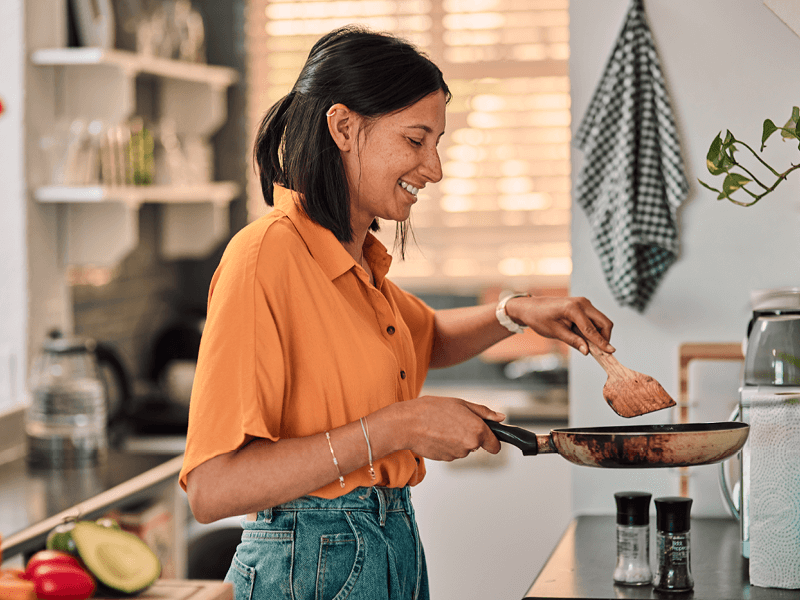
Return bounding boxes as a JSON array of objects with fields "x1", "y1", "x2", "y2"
[{"x1": 395, "y1": 396, "x2": 504, "y2": 461}]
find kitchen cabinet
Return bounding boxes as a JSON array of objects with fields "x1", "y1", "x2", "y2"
[{"x1": 29, "y1": 47, "x2": 240, "y2": 266}]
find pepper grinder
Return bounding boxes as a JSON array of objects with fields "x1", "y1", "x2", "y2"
[
  {"x1": 613, "y1": 491, "x2": 653, "y2": 585},
  {"x1": 653, "y1": 496, "x2": 694, "y2": 592}
]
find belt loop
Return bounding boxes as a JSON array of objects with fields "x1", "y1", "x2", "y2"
[
  {"x1": 402, "y1": 486, "x2": 413, "y2": 517},
  {"x1": 377, "y1": 488, "x2": 387, "y2": 527},
  {"x1": 263, "y1": 507, "x2": 274, "y2": 523}
]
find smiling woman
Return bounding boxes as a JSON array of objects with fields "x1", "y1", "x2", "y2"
[
  {"x1": 246, "y1": 0, "x2": 573, "y2": 291},
  {"x1": 181, "y1": 24, "x2": 613, "y2": 600}
]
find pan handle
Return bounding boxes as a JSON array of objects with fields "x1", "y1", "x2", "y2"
[{"x1": 483, "y1": 420, "x2": 552, "y2": 456}]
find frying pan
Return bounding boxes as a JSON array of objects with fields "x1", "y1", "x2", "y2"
[{"x1": 484, "y1": 420, "x2": 749, "y2": 468}]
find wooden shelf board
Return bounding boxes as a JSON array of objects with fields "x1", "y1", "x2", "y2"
[
  {"x1": 35, "y1": 182, "x2": 240, "y2": 205},
  {"x1": 31, "y1": 47, "x2": 239, "y2": 88}
]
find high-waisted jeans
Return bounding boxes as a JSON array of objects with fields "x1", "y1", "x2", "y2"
[{"x1": 224, "y1": 486, "x2": 429, "y2": 600}]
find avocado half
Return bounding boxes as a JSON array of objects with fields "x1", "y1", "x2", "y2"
[{"x1": 71, "y1": 521, "x2": 161, "y2": 595}]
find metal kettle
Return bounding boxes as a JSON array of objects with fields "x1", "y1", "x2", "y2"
[
  {"x1": 743, "y1": 288, "x2": 800, "y2": 386},
  {"x1": 720, "y1": 288, "x2": 800, "y2": 558}
]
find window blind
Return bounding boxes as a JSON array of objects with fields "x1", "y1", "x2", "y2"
[{"x1": 246, "y1": 0, "x2": 571, "y2": 292}]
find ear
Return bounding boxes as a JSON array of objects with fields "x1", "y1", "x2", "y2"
[{"x1": 326, "y1": 103, "x2": 359, "y2": 152}]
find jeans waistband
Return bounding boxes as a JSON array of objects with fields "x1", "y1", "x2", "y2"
[{"x1": 245, "y1": 486, "x2": 412, "y2": 528}]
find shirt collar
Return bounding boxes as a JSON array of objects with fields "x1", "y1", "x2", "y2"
[{"x1": 273, "y1": 185, "x2": 393, "y2": 286}]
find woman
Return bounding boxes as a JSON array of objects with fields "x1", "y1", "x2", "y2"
[{"x1": 180, "y1": 25, "x2": 614, "y2": 600}]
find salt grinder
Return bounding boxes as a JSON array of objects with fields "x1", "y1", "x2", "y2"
[
  {"x1": 613, "y1": 491, "x2": 653, "y2": 586},
  {"x1": 653, "y1": 496, "x2": 694, "y2": 592}
]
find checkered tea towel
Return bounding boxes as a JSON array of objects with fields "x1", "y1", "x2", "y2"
[{"x1": 573, "y1": 0, "x2": 688, "y2": 312}]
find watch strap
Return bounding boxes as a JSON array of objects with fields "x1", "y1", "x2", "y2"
[{"x1": 496, "y1": 293, "x2": 530, "y2": 334}]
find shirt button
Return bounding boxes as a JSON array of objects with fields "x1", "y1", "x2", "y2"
[
  {"x1": 386, "y1": 325, "x2": 396, "y2": 335},
  {"x1": 400, "y1": 370, "x2": 407, "y2": 380}
]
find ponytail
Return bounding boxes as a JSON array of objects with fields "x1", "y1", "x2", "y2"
[{"x1": 253, "y1": 91, "x2": 296, "y2": 207}]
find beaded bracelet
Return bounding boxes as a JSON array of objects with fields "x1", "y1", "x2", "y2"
[
  {"x1": 325, "y1": 431, "x2": 345, "y2": 488},
  {"x1": 360, "y1": 417, "x2": 376, "y2": 481}
]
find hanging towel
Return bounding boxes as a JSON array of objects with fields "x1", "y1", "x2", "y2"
[{"x1": 573, "y1": 0, "x2": 688, "y2": 312}]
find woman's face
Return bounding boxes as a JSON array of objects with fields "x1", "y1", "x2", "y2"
[{"x1": 342, "y1": 90, "x2": 446, "y2": 232}]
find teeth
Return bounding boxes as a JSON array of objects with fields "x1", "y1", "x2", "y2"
[{"x1": 399, "y1": 180, "x2": 419, "y2": 196}]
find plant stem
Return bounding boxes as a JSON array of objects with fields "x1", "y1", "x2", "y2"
[
  {"x1": 728, "y1": 162, "x2": 800, "y2": 207},
  {"x1": 732, "y1": 162, "x2": 770, "y2": 191},
  {"x1": 735, "y1": 137, "x2": 782, "y2": 177}
]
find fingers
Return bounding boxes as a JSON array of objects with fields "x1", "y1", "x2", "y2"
[
  {"x1": 463, "y1": 401, "x2": 504, "y2": 454},
  {"x1": 566, "y1": 299, "x2": 615, "y2": 354},
  {"x1": 411, "y1": 397, "x2": 503, "y2": 458},
  {"x1": 463, "y1": 400, "x2": 505, "y2": 422}
]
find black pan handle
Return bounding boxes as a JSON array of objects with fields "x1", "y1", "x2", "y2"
[{"x1": 483, "y1": 419, "x2": 540, "y2": 456}]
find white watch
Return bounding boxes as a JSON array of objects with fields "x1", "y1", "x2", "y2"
[{"x1": 496, "y1": 293, "x2": 530, "y2": 334}]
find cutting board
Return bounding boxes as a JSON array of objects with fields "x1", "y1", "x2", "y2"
[{"x1": 96, "y1": 580, "x2": 232, "y2": 600}]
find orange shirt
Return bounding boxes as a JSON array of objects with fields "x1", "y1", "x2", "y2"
[{"x1": 179, "y1": 185, "x2": 436, "y2": 499}]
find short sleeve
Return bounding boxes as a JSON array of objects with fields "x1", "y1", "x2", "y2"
[{"x1": 179, "y1": 221, "x2": 285, "y2": 490}]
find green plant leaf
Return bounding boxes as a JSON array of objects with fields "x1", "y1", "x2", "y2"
[
  {"x1": 706, "y1": 134, "x2": 725, "y2": 175},
  {"x1": 721, "y1": 131, "x2": 738, "y2": 163},
  {"x1": 706, "y1": 133, "x2": 736, "y2": 175},
  {"x1": 782, "y1": 110, "x2": 799, "y2": 140},
  {"x1": 698, "y1": 178, "x2": 730, "y2": 200},
  {"x1": 794, "y1": 107, "x2": 800, "y2": 138},
  {"x1": 761, "y1": 119, "x2": 778, "y2": 150},
  {"x1": 722, "y1": 172, "x2": 751, "y2": 196}
]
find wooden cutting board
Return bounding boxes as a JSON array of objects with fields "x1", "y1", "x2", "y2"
[{"x1": 96, "y1": 579, "x2": 233, "y2": 600}]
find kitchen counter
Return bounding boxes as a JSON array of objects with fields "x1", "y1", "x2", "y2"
[
  {"x1": 97, "y1": 579, "x2": 231, "y2": 600},
  {"x1": 525, "y1": 515, "x2": 800, "y2": 599},
  {"x1": 0, "y1": 448, "x2": 183, "y2": 560}
]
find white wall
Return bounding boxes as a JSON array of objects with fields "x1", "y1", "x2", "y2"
[{"x1": 569, "y1": 0, "x2": 800, "y2": 516}]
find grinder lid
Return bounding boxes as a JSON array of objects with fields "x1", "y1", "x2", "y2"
[
  {"x1": 655, "y1": 496, "x2": 692, "y2": 532},
  {"x1": 614, "y1": 491, "x2": 651, "y2": 526}
]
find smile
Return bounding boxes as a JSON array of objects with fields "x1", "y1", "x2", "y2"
[{"x1": 399, "y1": 180, "x2": 420, "y2": 196}]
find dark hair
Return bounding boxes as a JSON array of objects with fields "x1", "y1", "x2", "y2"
[{"x1": 254, "y1": 25, "x2": 451, "y2": 251}]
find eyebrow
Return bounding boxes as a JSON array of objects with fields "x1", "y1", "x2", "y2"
[{"x1": 406, "y1": 125, "x2": 445, "y2": 137}]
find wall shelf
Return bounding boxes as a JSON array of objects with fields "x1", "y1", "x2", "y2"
[
  {"x1": 31, "y1": 47, "x2": 239, "y2": 88},
  {"x1": 35, "y1": 182, "x2": 240, "y2": 205},
  {"x1": 30, "y1": 48, "x2": 240, "y2": 265}
]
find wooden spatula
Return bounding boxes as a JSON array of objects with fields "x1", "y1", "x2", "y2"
[{"x1": 582, "y1": 335, "x2": 676, "y2": 418}]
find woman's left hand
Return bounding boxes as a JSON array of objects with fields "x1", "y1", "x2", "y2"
[{"x1": 505, "y1": 295, "x2": 614, "y2": 356}]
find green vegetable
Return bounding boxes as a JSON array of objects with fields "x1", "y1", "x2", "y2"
[
  {"x1": 45, "y1": 520, "x2": 77, "y2": 555},
  {"x1": 70, "y1": 520, "x2": 160, "y2": 595}
]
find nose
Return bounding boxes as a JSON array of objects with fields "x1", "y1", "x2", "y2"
[{"x1": 420, "y1": 145, "x2": 443, "y2": 184}]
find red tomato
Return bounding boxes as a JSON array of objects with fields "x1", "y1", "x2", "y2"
[
  {"x1": 24, "y1": 550, "x2": 83, "y2": 578},
  {"x1": 29, "y1": 564, "x2": 96, "y2": 600}
]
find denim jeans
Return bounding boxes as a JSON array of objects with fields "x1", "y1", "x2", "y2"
[{"x1": 224, "y1": 486, "x2": 429, "y2": 600}]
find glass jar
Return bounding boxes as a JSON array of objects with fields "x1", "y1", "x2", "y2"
[
  {"x1": 653, "y1": 496, "x2": 694, "y2": 592},
  {"x1": 613, "y1": 491, "x2": 653, "y2": 585}
]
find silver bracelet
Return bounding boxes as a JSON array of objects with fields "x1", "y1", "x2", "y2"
[
  {"x1": 496, "y1": 292, "x2": 531, "y2": 334},
  {"x1": 325, "y1": 431, "x2": 345, "y2": 488},
  {"x1": 360, "y1": 417, "x2": 376, "y2": 481}
]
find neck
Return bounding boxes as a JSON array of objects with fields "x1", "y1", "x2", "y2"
[{"x1": 343, "y1": 231, "x2": 368, "y2": 265}]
